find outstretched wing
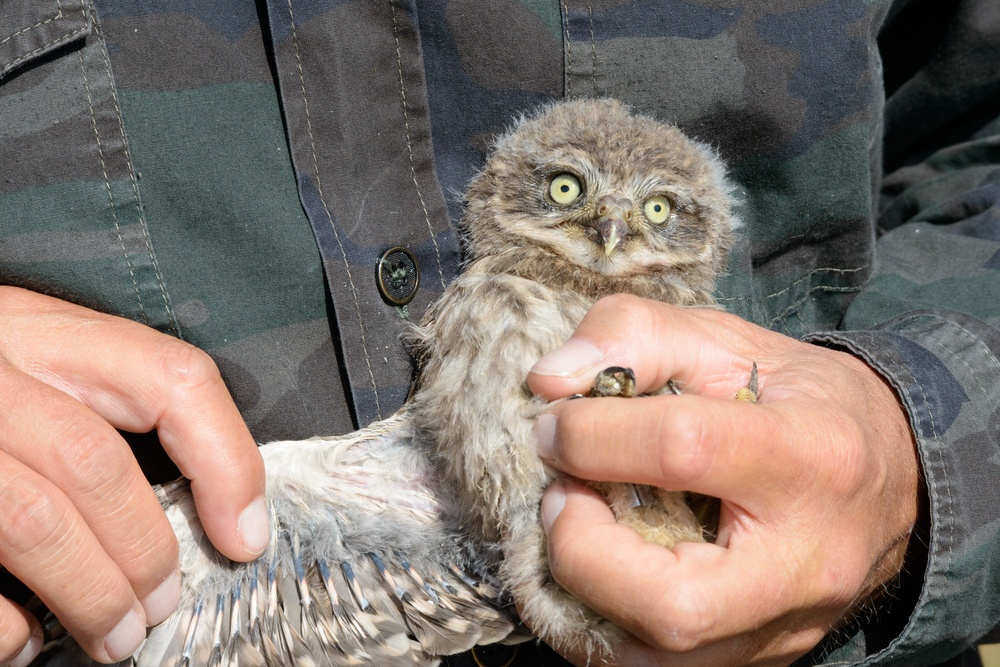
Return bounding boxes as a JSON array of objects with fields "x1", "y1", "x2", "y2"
[{"x1": 33, "y1": 410, "x2": 525, "y2": 667}]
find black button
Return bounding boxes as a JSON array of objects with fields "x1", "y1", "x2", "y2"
[{"x1": 376, "y1": 246, "x2": 420, "y2": 305}]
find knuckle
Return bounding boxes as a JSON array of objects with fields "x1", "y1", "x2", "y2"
[
  {"x1": 155, "y1": 339, "x2": 221, "y2": 393},
  {"x1": 554, "y1": 402, "x2": 594, "y2": 459},
  {"x1": 646, "y1": 585, "x2": 715, "y2": 652},
  {"x1": 0, "y1": 473, "x2": 68, "y2": 556},
  {"x1": 814, "y1": 416, "x2": 870, "y2": 498},
  {"x1": 811, "y1": 561, "x2": 867, "y2": 610},
  {"x1": 0, "y1": 378, "x2": 45, "y2": 423},
  {"x1": 49, "y1": 420, "x2": 127, "y2": 488},
  {"x1": 653, "y1": 408, "x2": 712, "y2": 485},
  {"x1": 33, "y1": 555, "x2": 138, "y2": 644},
  {"x1": 122, "y1": 525, "x2": 179, "y2": 582}
]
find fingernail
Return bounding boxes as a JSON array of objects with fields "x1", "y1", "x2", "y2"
[
  {"x1": 238, "y1": 496, "x2": 270, "y2": 557},
  {"x1": 8, "y1": 629, "x2": 42, "y2": 667},
  {"x1": 534, "y1": 413, "x2": 557, "y2": 460},
  {"x1": 141, "y1": 570, "x2": 181, "y2": 627},
  {"x1": 530, "y1": 339, "x2": 605, "y2": 378},
  {"x1": 540, "y1": 482, "x2": 567, "y2": 534},
  {"x1": 103, "y1": 609, "x2": 145, "y2": 662}
]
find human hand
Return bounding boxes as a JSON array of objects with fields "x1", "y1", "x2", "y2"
[
  {"x1": 0, "y1": 287, "x2": 267, "y2": 665},
  {"x1": 527, "y1": 294, "x2": 919, "y2": 667}
]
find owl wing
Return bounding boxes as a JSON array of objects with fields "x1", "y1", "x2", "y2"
[{"x1": 31, "y1": 410, "x2": 525, "y2": 667}]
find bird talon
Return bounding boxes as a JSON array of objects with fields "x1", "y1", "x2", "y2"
[
  {"x1": 590, "y1": 366, "x2": 637, "y2": 398},
  {"x1": 735, "y1": 362, "x2": 759, "y2": 402}
]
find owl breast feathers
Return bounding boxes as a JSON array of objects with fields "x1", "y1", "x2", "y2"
[{"x1": 31, "y1": 99, "x2": 738, "y2": 667}]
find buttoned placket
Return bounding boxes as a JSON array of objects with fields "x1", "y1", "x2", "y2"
[{"x1": 260, "y1": 0, "x2": 459, "y2": 426}]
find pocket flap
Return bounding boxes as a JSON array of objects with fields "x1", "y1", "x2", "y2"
[{"x1": 0, "y1": 1, "x2": 91, "y2": 81}]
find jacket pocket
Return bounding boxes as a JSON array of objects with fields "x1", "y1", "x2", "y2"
[{"x1": 0, "y1": 0, "x2": 178, "y2": 334}]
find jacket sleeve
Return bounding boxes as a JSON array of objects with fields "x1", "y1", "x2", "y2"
[
  {"x1": 801, "y1": 0, "x2": 1000, "y2": 662},
  {"x1": 808, "y1": 277, "x2": 1000, "y2": 666}
]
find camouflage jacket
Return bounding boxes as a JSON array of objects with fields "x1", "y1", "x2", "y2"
[{"x1": 1, "y1": 1, "x2": 999, "y2": 666}]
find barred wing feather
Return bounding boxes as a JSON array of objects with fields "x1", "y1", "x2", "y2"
[{"x1": 32, "y1": 410, "x2": 524, "y2": 667}]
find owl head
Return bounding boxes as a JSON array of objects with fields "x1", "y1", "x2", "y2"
[{"x1": 461, "y1": 98, "x2": 737, "y2": 305}]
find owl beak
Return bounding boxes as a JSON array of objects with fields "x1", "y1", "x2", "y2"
[{"x1": 592, "y1": 196, "x2": 633, "y2": 256}]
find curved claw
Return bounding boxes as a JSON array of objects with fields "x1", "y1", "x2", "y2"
[{"x1": 735, "y1": 362, "x2": 759, "y2": 403}]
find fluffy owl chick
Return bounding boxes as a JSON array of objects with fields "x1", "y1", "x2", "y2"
[{"x1": 408, "y1": 98, "x2": 737, "y2": 656}]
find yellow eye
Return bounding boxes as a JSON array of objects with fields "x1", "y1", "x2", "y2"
[
  {"x1": 548, "y1": 173, "x2": 582, "y2": 205},
  {"x1": 643, "y1": 195, "x2": 671, "y2": 224}
]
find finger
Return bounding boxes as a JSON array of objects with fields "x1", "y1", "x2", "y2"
[
  {"x1": 141, "y1": 338, "x2": 268, "y2": 561},
  {"x1": 0, "y1": 599, "x2": 43, "y2": 667},
  {"x1": 551, "y1": 600, "x2": 823, "y2": 667},
  {"x1": 0, "y1": 288, "x2": 268, "y2": 562},
  {"x1": 0, "y1": 362, "x2": 181, "y2": 626},
  {"x1": 541, "y1": 480, "x2": 837, "y2": 654},
  {"x1": 536, "y1": 393, "x2": 844, "y2": 508},
  {"x1": 0, "y1": 454, "x2": 147, "y2": 663},
  {"x1": 527, "y1": 294, "x2": 762, "y2": 400}
]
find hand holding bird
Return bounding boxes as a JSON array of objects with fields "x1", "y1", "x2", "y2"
[{"x1": 29, "y1": 99, "x2": 919, "y2": 667}]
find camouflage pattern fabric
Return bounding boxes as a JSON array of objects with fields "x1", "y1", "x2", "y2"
[{"x1": 1, "y1": 1, "x2": 999, "y2": 665}]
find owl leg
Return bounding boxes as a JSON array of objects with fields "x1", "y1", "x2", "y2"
[
  {"x1": 584, "y1": 367, "x2": 705, "y2": 548},
  {"x1": 585, "y1": 364, "x2": 759, "y2": 545},
  {"x1": 689, "y1": 363, "x2": 760, "y2": 535}
]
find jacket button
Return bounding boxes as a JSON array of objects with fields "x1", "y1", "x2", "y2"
[{"x1": 376, "y1": 246, "x2": 420, "y2": 305}]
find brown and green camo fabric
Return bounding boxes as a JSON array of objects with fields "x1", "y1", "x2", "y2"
[{"x1": 2, "y1": 1, "x2": 1000, "y2": 665}]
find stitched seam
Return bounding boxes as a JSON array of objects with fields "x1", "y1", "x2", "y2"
[
  {"x1": 911, "y1": 316, "x2": 1000, "y2": 633},
  {"x1": 588, "y1": 4, "x2": 596, "y2": 95},
  {"x1": 285, "y1": 0, "x2": 382, "y2": 418},
  {"x1": 813, "y1": 322, "x2": 955, "y2": 667},
  {"x1": 714, "y1": 266, "x2": 867, "y2": 329},
  {"x1": 2, "y1": 1, "x2": 91, "y2": 75},
  {"x1": 91, "y1": 9, "x2": 179, "y2": 337},
  {"x1": 0, "y1": 0, "x2": 62, "y2": 47},
  {"x1": 715, "y1": 265, "x2": 868, "y2": 306},
  {"x1": 916, "y1": 316, "x2": 1000, "y2": 455},
  {"x1": 790, "y1": 307, "x2": 805, "y2": 333},
  {"x1": 932, "y1": 319, "x2": 995, "y2": 583},
  {"x1": 764, "y1": 266, "x2": 869, "y2": 327},
  {"x1": 388, "y1": 0, "x2": 445, "y2": 290},
  {"x1": 77, "y1": 44, "x2": 148, "y2": 325},
  {"x1": 767, "y1": 285, "x2": 863, "y2": 329},
  {"x1": 763, "y1": 265, "x2": 868, "y2": 302},
  {"x1": 561, "y1": 0, "x2": 572, "y2": 97},
  {"x1": 928, "y1": 319, "x2": 999, "y2": 406},
  {"x1": 904, "y1": 320, "x2": 953, "y2": 614},
  {"x1": 840, "y1": 316, "x2": 957, "y2": 660}
]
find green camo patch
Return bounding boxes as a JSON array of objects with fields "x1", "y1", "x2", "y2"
[{"x1": 118, "y1": 82, "x2": 326, "y2": 349}]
